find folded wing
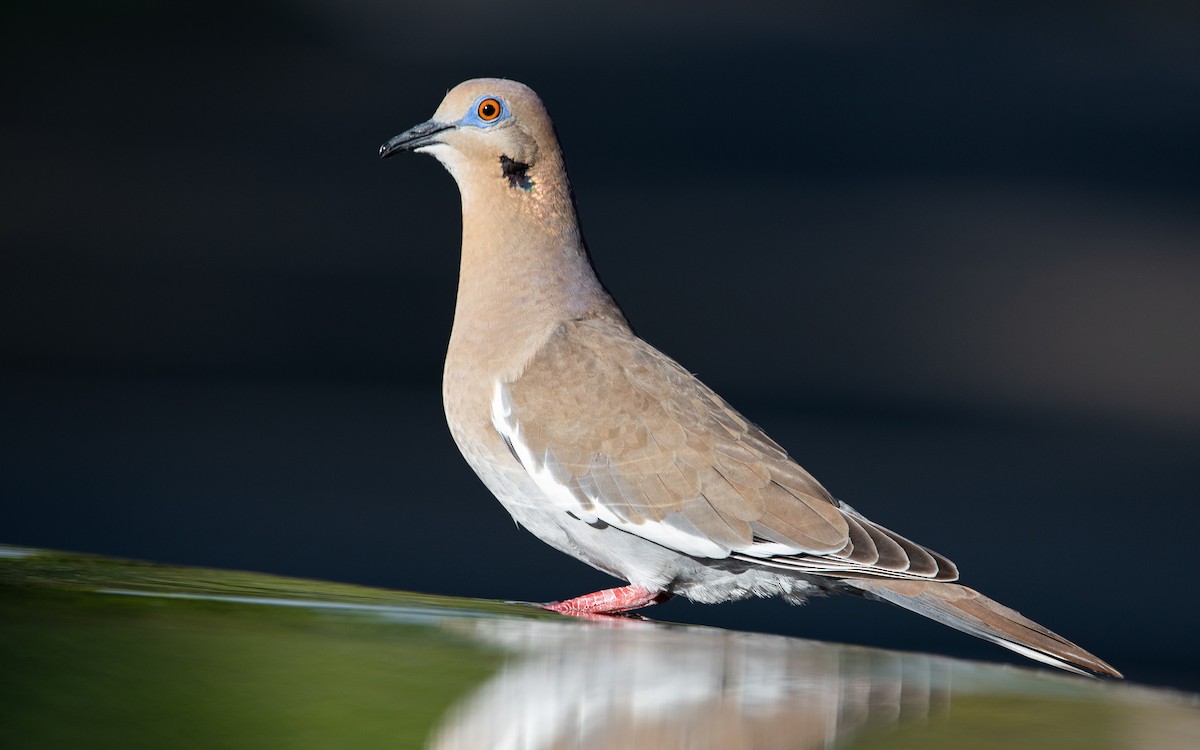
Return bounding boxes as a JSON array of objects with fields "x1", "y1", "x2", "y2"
[{"x1": 494, "y1": 317, "x2": 956, "y2": 581}]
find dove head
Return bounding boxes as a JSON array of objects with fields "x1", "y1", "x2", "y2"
[
  {"x1": 380, "y1": 78, "x2": 566, "y2": 200},
  {"x1": 380, "y1": 79, "x2": 617, "y2": 330}
]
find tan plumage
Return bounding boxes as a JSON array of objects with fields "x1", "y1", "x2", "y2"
[
  {"x1": 380, "y1": 78, "x2": 1120, "y2": 678},
  {"x1": 504, "y1": 314, "x2": 955, "y2": 578}
]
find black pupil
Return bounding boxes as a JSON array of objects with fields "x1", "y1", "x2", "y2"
[{"x1": 481, "y1": 102, "x2": 496, "y2": 117}]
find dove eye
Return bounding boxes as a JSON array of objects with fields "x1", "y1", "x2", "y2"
[{"x1": 477, "y1": 98, "x2": 502, "y2": 121}]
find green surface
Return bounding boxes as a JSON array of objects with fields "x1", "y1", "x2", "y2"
[
  {"x1": 2, "y1": 545, "x2": 1197, "y2": 749},
  {"x1": 0, "y1": 549, "x2": 513, "y2": 749},
  {"x1": 848, "y1": 694, "x2": 1115, "y2": 750}
]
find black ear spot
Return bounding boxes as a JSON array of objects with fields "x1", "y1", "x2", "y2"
[{"x1": 499, "y1": 155, "x2": 534, "y2": 190}]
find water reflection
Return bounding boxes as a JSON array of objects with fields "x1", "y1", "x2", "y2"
[
  {"x1": 5, "y1": 547, "x2": 1198, "y2": 749},
  {"x1": 428, "y1": 617, "x2": 952, "y2": 750}
]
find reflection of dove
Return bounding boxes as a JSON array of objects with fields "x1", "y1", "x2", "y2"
[
  {"x1": 381, "y1": 78, "x2": 1117, "y2": 677},
  {"x1": 427, "y1": 619, "x2": 948, "y2": 750}
]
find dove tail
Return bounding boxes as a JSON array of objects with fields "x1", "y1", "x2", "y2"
[{"x1": 846, "y1": 579, "x2": 1121, "y2": 678}]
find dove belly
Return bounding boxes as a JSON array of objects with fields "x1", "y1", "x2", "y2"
[{"x1": 451, "y1": 426, "x2": 823, "y2": 606}]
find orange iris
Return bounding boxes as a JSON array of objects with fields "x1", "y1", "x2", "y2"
[{"x1": 477, "y1": 98, "x2": 501, "y2": 121}]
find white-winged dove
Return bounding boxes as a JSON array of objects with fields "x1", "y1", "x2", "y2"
[{"x1": 380, "y1": 78, "x2": 1119, "y2": 678}]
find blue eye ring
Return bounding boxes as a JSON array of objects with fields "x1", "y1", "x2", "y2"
[{"x1": 464, "y1": 95, "x2": 509, "y2": 127}]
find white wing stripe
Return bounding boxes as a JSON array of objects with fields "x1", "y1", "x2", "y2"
[
  {"x1": 491, "y1": 381, "x2": 590, "y2": 517},
  {"x1": 491, "y1": 380, "x2": 728, "y2": 558}
]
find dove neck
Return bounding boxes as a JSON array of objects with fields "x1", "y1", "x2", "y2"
[{"x1": 453, "y1": 156, "x2": 623, "y2": 339}]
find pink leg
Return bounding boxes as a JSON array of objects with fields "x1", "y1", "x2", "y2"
[{"x1": 545, "y1": 585, "x2": 672, "y2": 614}]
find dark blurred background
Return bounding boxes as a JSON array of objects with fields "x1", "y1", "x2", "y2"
[{"x1": 3, "y1": 1, "x2": 1197, "y2": 690}]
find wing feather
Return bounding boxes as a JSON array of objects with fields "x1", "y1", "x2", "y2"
[{"x1": 496, "y1": 317, "x2": 955, "y2": 581}]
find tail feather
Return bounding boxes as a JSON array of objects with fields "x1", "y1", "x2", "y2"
[{"x1": 847, "y1": 579, "x2": 1121, "y2": 678}]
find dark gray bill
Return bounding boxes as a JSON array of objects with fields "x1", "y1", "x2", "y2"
[{"x1": 379, "y1": 121, "x2": 454, "y2": 158}]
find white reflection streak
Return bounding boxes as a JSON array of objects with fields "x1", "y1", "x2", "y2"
[
  {"x1": 428, "y1": 619, "x2": 949, "y2": 750},
  {"x1": 0, "y1": 546, "x2": 39, "y2": 559},
  {"x1": 97, "y1": 588, "x2": 501, "y2": 626}
]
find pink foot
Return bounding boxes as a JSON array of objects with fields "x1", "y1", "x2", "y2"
[{"x1": 545, "y1": 585, "x2": 672, "y2": 615}]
